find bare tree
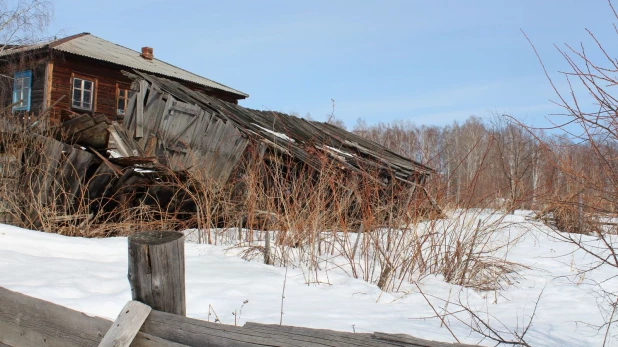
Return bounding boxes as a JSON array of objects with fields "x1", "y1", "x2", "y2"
[
  {"x1": 491, "y1": 115, "x2": 537, "y2": 211},
  {"x1": 0, "y1": 0, "x2": 53, "y2": 51},
  {"x1": 0, "y1": 0, "x2": 53, "y2": 105},
  {"x1": 521, "y1": 1, "x2": 618, "y2": 342}
]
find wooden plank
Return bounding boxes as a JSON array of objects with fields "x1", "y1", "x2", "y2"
[
  {"x1": 125, "y1": 81, "x2": 139, "y2": 128},
  {"x1": 135, "y1": 80, "x2": 148, "y2": 138},
  {"x1": 138, "y1": 89, "x2": 163, "y2": 149},
  {"x1": 61, "y1": 114, "x2": 96, "y2": 135},
  {"x1": 98, "y1": 301, "x2": 152, "y2": 347},
  {"x1": 55, "y1": 147, "x2": 96, "y2": 207},
  {"x1": 373, "y1": 332, "x2": 478, "y2": 347},
  {"x1": 0, "y1": 285, "x2": 110, "y2": 347},
  {"x1": 86, "y1": 162, "x2": 117, "y2": 200},
  {"x1": 43, "y1": 61, "x2": 53, "y2": 109},
  {"x1": 89, "y1": 147, "x2": 124, "y2": 176},
  {"x1": 0, "y1": 285, "x2": 476, "y2": 347},
  {"x1": 40, "y1": 137, "x2": 66, "y2": 206},
  {"x1": 114, "y1": 122, "x2": 145, "y2": 157},
  {"x1": 152, "y1": 95, "x2": 175, "y2": 154},
  {"x1": 141, "y1": 310, "x2": 279, "y2": 347},
  {"x1": 242, "y1": 323, "x2": 387, "y2": 347},
  {"x1": 0, "y1": 286, "x2": 186, "y2": 347},
  {"x1": 132, "y1": 334, "x2": 189, "y2": 347},
  {"x1": 108, "y1": 125, "x2": 134, "y2": 157},
  {"x1": 144, "y1": 135, "x2": 158, "y2": 157}
]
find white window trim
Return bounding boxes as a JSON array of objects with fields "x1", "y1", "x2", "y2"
[
  {"x1": 117, "y1": 87, "x2": 129, "y2": 116},
  {"x1": 72, "y1": 77, "x2": 94, "y2": 111}
]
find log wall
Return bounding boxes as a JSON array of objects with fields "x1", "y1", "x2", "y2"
[
  {"x1": 0, "y1": 53, "x2": 48, "y2": 113},
  {"x1": 49, "y1": 53, "x2": 241, "y2": 124}
]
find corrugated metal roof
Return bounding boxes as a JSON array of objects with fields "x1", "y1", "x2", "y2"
[{"x1": 0, "y1": 34, "x2": 248, "y2": 98}]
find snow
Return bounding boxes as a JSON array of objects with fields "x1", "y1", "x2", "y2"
[
  {"x1": 253, "y1": 123, "x2": 295, "y2": 142},
  {"x1": 325, "y1": 145, "x2": 353, "y2": 157},
  {"x1": 107, "y1": 149, "x2": 122, "y2": 158},
  {"x1": 0, "y1": 211, "x2": 616, "y2": 346}
]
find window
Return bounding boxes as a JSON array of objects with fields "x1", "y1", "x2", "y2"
[
  {"x1": 117, "y1": 87, "x2": 129, "y2": 115},
  {"x1": 12, "y1": 70, "x2": 32, "y2": 111},
  {"x1": 72, "y1": 77, "x2": 94, "y2": 110}
]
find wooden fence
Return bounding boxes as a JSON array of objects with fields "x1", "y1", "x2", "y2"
[{"x1": 0, "y1": 230, "x2": 480, "y2": 347}]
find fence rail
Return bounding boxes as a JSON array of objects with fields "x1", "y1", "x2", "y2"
[
  {"x1": 0, "y1": 230, "x2": 481, "y2": 347},
  {"x1": 0, "y1": 285, "x2": 480, "y2": 347}
]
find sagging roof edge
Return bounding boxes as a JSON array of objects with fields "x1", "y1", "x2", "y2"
[{"x1": 127, "y1": 69, "x2": 435, "y2": 178}]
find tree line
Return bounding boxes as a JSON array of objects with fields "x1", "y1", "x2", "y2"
[{"x1": 328, "y1": 115, "x2": 618, "y2": 215}]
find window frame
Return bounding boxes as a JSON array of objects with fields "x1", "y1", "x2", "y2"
[
  {"x1": 116, "y1": 83, "x2": 131, "y2": 116},
  {"x1": 12, "y1": 70, "x2": 32, "y2": 112},
  {"x1": 71, "y1": 75, "x2": 96, "y2": 111}
]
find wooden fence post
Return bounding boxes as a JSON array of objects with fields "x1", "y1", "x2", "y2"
[{"x1": 128, "y1": 231, "x2": 186, "y2": 316}]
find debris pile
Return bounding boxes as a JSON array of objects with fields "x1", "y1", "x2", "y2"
[{"x1": 1, "y1": 70, "x2": 440, "y2": 233}]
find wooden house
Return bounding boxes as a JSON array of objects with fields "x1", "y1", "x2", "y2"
[
  {"x1": 0, "y1": 34, "x2": 439, "y2": 230},
  {"x1": 0, "y1": 33, "x2": 248, "y2": 123}
]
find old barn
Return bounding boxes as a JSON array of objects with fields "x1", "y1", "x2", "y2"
[{"x1": 0, "y1": 33, "x2": 437, "y2": 232}]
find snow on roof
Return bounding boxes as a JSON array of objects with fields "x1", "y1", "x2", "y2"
[{"x1": 253, "y1": 123, "x2": 296, "y2": 142}]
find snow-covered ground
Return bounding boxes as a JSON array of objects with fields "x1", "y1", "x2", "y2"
[{"x1": 0, "y1": 211, "x2": 616, "y2": 346}]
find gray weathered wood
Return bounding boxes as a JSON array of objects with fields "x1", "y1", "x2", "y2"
[
  {"x1": 55, "y1": 146, "x2": 96, "y2": 206},
  {"x1": 128, "y1": 231, "x2": 186, "y2": 316},
  {"x1": 0, "y1": 285, "x2": 110, "y2": 347},
  {"x1": 0, "y1": 286, "x2": 186, "y2": 347},
  {"x1": 135, "y1": 80, "x2": 148, "y2": 138},
  {"x1": 243, "y1": 322, "x2": 389, "y2": 347},
  {"x1": 98, "y1": 301, "x2": 152, "y2": 347},
  {"x1": 373, "y1": 332, "x2": 479, "y2": 347},
  {"x1": 141, "y1": 310, "x2": 282, "y2": 347},
  {"x1": 0, "y1": 284, "x2": 479, "y2": 347}
]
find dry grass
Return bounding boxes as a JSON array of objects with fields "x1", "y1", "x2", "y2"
[{"x1": 0, "y1": 110, "x2": 524, "y2": 293}]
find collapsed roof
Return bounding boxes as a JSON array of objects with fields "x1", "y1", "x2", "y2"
[{"x1": 121, "y1": 70, "x2": 434, "y2": 187}]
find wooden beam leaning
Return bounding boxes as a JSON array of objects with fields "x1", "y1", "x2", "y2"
[
  {"x1": 98, "y1": 301, "x2": 152, "y2": 347},
  {"x1": 128, "y1": 231, "x2": 186, "y2": 316},
  {"x1": 135, "y1": 79, "x2": 148, "y2": 138}
]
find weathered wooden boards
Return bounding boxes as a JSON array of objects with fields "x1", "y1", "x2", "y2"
[
  {"x1": 0, "y1": 286, "x2": 184, "y2": 347},
  {"x1": 0, "y1": 285, "x2": 111, "y2": 347},
  {"x1": 123, "y1": 71, "x2": 249, "y2": 184},
  {"x1": 122, "y1": 70, "x2": 434, "y2": 182},
  {"x1": 128, "y1": 231, "x2": 186, "y2": 316},
  {"x1": 108, "y1": 121, "x2": 144, "y2": 157},
  {"x1": 120, "y1": 70, "x2": 441, "y2": 221},
  {"x1": 0, "y1": 285, "x2": 481, "y2": 347},
  {"x1": 19, "y1": 135, "x2": 100, "y2": 227},
  {"x1": 11, "y1": 129, "x2": 189, "y2": 230},
  {"x1": 98, "y1": 301, "x2": 152, "y2": 347},
  {"x1": 60, "y1": 113, "x2": 110, "y2": 148}
]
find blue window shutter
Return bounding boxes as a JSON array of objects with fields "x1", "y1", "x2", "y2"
[
  {"x1": 12, "y1": 70, "x2": 32, "y2": 112},
  {"x1": 25, "y1": 70, "x2": 32, "y2": 111}
]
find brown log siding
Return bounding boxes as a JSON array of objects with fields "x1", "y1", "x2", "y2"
[
  {"x1": 0, "y1": 53, "x2": 48, "y2": 114},
  {"x1": 49, "y1": 53, "x2": 239, "y2": 123}
]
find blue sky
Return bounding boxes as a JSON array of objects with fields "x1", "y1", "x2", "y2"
[{"x1": 44, "y1": 1, "x2": 616, "y2": 128}]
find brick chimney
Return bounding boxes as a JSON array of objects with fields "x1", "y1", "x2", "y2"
[{"x1": 141, "y1": 47, "x2": 153, "y2": 60}]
